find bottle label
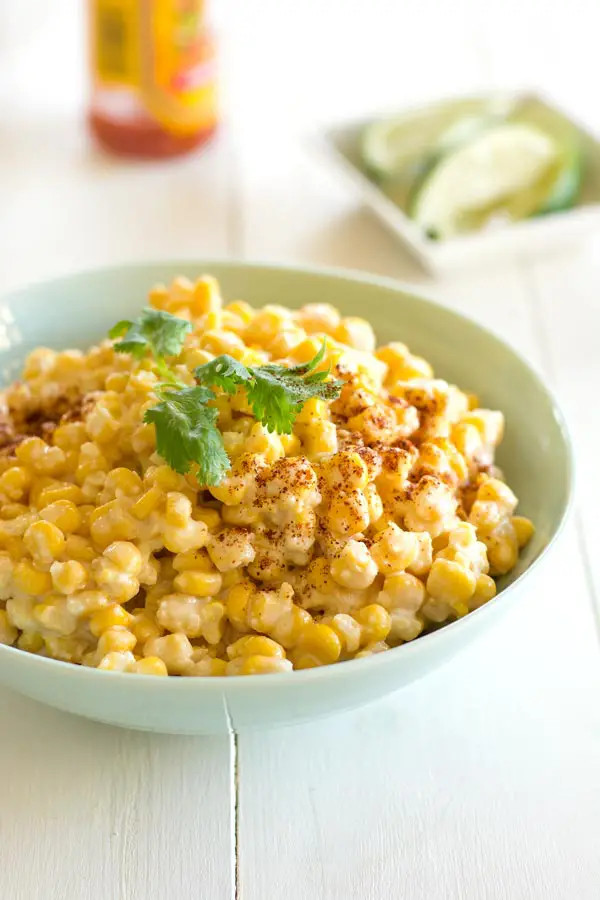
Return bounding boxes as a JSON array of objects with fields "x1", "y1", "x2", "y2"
[{"x1": 92, "y1": 0, "x2": 217, "y2": 136}]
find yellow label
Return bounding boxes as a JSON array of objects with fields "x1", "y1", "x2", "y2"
[
  {"x1": 92, "y1": 0, "x2": 141, "y2": 86},
  {"x1": 141, "y1": 0, "x2": 217, "y2": 135},
  {"x1": 91, "y1": 0, "x2": 217, "y2": 135}
]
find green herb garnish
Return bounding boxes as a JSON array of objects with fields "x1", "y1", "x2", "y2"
[
  {"x1": 110, "y1": 307, "x2": 192, "y2": 381},
  {"x1": 109, "y1": 308, "x2": 342, "y2": 484}
]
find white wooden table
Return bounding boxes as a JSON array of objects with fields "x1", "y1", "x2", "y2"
[{"x1": 1, "y1": 2, "x2": 599, "y2": 897}]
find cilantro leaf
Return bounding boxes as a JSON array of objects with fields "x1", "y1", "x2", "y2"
[
  {"x1": 195, "y1": 342, "x2": 343, "y2": 434},
  {"x1": 143, "y1": 385, "x2": 230, "y2": 485},
  {"x1": 194, "y1": 355, "x2": 252, "y2": 395},
  {"x1": 112, "y1": 308, "x2": 192, "y2": 361},
  {"x1": 245, "y1": 364, "x2": 342, "y2": 433}
]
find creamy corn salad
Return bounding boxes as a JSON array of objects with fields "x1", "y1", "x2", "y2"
[{"x1": 0, "y1": 276, "x2": 534, "y2": 676}]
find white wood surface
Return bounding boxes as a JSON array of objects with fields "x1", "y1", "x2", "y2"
[{"x1": 1, "y1": 1, "x2": 599, "y2": 898}]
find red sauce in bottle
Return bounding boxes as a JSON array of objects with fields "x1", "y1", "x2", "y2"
[{"x1": 88, "y1": 1, "x2": 217, "y2": 159}]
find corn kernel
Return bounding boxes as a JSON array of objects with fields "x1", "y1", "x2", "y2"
[
  {"x1": 0, "y1": 466, "x2": 31, "y2": 501},
  {"x1": 293, "y1": 623, "x2": 341, "y2": 665},
  {"x1": 17, "y1": 631, "x2": 44, "y2": 653},
  {"x1": 427, "y1": 558, "x2": 476, "y2": 607},
  {"x1": 226, "y1": 655, "x2": 292, "y2": 676},
  {"x1": 103, "y1": 541, "x2": 143, "y2": 576},
  {"x1": 173, "y1": 569, "x2": 223, "y2": 597},
  {"x1": 227, "y1": 634, "x2": 286, "y2": 660},
  {"x1": 512, "y1": 516, "x2": 535, "y2": 548},
  {"x1": 132, "y1": 656, "x2": 168, "y2": 676},
  {"x1": 23, "y1": 520, "x2": 65, "y2": 566},
  {"x1": 37, "y1": 482, "x2": 83, "y2": 507},
  {"x1": 97, "y1": 626, "x2": 137, "y2": 656},
  {"x1": 90, "y1": 604, "x2": 133, "y2": 637},
  {"x1": 97, "y1": 650, "x2": 136, "y2": 672},
  {"x1": 40, "y1": 499, "x2": 82, "y2": 533},
  {"x1": 195, "y1": 508, "x2": 221, "y2": 530},
  {"x1": 13, "y1": 559, "x2": 53, "y2": 595},
  {"x1": 0, "y1": 609, "x2": 17, "y2": 645},
  {"x1": 355, "y1": 604, "x2": 392, "y2": 644},
  {"x1": 131, "y1": 486, "x2": 163, "y2": 519}
]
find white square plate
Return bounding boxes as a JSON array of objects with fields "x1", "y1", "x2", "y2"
[{"x1": 320, "y1": 92, "x2": 600, "y2": 273}]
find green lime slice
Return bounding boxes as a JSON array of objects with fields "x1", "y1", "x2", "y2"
[
  {"x1": 361, "y1": 111, "x2": 495, "y2": 181},
  {"x1": 409, "y1": 123, "x2": 563, "y2": 239}
]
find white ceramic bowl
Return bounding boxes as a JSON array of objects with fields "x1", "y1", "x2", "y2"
[{"x1": 0, "y1": 262, "x2": 572, "y2": 734}]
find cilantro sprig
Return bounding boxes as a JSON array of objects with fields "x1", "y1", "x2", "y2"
[
  {"x1": 110, "y1": 308, "x2": 192, "y2": 381},
  {"x1": 194, "y1": 342, "x2": 341, "y2": 433},
  {"x1": 109, "y1": 307, "x2": 342, "y2": 485}
]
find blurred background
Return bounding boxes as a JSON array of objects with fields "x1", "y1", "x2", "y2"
[{"x1": 1, "y1": 0, "x2": 599, "y2": 291}]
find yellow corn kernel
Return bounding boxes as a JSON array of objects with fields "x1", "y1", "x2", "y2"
[
  {"x1": 143, "y1": 633, "x2": 194, "y2": 674},
  {"x1": 131, "y1": 486, "x2": 163, "y2": 519},
  {"x1": 97, "y1": 650, "x2": 136, "y2": 672},
  {"x1": 195, "y1": 508, "x2": 221, "y2": 531},
  {"x1": 1, "y1": 503, "x2": 29, "y2": 520},
  {"x1": 227, "y1": 634, "x2": 286, "y2": 660},
  {"x1": 329, "y1": 613, "x2": 362, "y2": 655},
  {"x1": 0, "y1": 466, "x2": 31, "y2": 501},
  {"x1": 225, "y1": 299, "x2": 253, "y2": 324},
  {"x1": 131, "y1": 656, "x2": 168, "y2": 676},
  {"x1": 165, "y1": 492, "x2": 193, "y2": 527},
  {"x1": 478, "y1": 478, "x2": 517, "y2": 513},
  {"x1": 52, "y1": 421, "x2": 87, "y2": 451},
  {"x1": 104, "y1": 371, "x2": 129, "y2": 392},
  {"x1": 103, "y1": 541, "x2": 143, "y2": 576},
  {"x1": 23, "y1": 520, "x2": 65, "y2": 566},
  {"x1": 292, "y1": 336, "x2": 327, "y2": 364},
  {"x1": 426, "y1": 558, "x2": 476, "y2": 607},
  {"x1": 226, "y1": 655, "x2": 292, "y2": 676},
  {"x1": 64, "y1": 535, "x2": 97, "y2": 562},
  {"x1": 148, "y1": 282, "x2": 169, "y2": 309},
  {"x1": 16, "y1": 437, "x2": 66, "y2": 475},
  {"x1": 189, "y1": 275, "x2": 222, "y2": 316},
  {"x1": 90, "y1": 604, "x2": 133, "y2": 637},
  {"x1": 89, "y1": 501, "x2": 136, "y2": 547},
  {"x1": 104, "y1": 468, "x2": 143, "y2": 497},
  {"x1": 50, "y1": 559, "x2": 88, "y2": 595},
  {"x1": 33, "y1": 600, "x2": 76, "y2": 634},
  {"x1": 37, "y1": 482, "x2": 83, "y2": 507},
  {"x1": 335, "y1": 316, "x2": 375, "y2": 352},
  {"x1": 470, "y1": 573, "x2": 497, "y2": 610},
  {"x1": 226, "y1": 581, "x2": 254, "y2": 630},
  {"x1": 330, "y1": 540, "x2": 378, "y2": 590},
  {"x1": 64, "y1": 590, "x2": 109, "y2": 616},
  {"x1": 29, "y1": 477, "x2": 55, "y2": 509},
  {"x1": 295, "y1": 398, "x2": 328, "y2": 426},
  {"x1": 13, "y1": 559, "x2": 53, "y2": 595},
  {"x1": 130, "y1": 609, "x2": 164, "y2": 644},
  {"x1": 355, "y1": 604, "x2": 392, "y2": 644},
  {"x1": 327, "y1": 490, "x2": 370, "y2": 537},
  {"x1": 39, "y1": 499, "x2": 82, "y2": 534},
  {"x1": 88, "y1": 499, "x2": 120, "y2": 526},
  {"x1": 17, "y1": 631, "x2": 44, "y2": 653},
  {"x1": 512, "y1": 516, "x2": 535, "y2": 548},
  {"x1": 293, "y1": 622, "x2": 341, "y2": 665},
  {"x1": 149, "y1": 465, "x2": 183, "y2": 492},
  {"x1": 370, "y1": 522, "x2": 419, "y2": 575},
  {"x1": 173, "y1": 549, "x2": 213, "y2": 572},
  {"x1": 0, "y1": 609, "x2": 17, "y2": 645},
  {"x1": 97, "y1": 626, "x2": 137, "y2": 656},
  {"x1": 173, "y1": 569, "x2": 223, "y2": 597}
]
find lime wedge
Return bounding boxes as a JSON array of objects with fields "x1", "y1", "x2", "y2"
[
  {"x1": 361, "y1": 111, "x2": 494, "y2": 181},
  {"x1": 409, "y1": 123, "x2": 562, "y2": 239}
]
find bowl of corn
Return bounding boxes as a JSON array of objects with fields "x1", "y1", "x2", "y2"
[{"x1": 0, "y1": 261, "x2": 572, "y2": 734}]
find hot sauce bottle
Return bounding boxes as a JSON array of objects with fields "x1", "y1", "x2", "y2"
[{"x1": 88, "y1": 0, "x2": 217, "y2": 158}]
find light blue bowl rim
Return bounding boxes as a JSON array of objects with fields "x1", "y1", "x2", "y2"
[{"x1": 0, "y1": 259, "x2": 575, "y2": 691}]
